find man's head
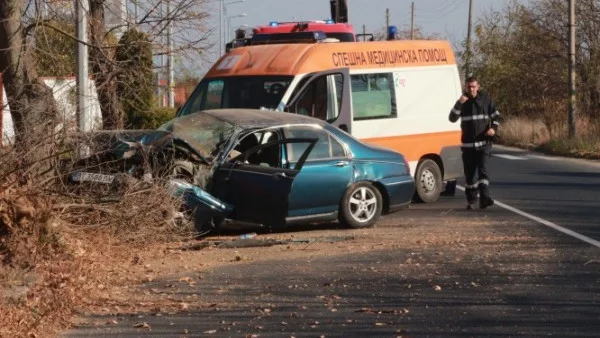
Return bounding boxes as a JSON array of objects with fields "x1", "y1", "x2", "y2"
[{"x1": 464, "y1": 76, "x2": 480, "y2": 98}]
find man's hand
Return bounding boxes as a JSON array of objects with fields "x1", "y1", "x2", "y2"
[
  {"x1": 459, "y1": 94, "x2": 469, "y2": 104},
  {"x1": 486, "y1": 128, "x2": 496, "y2": 137}
]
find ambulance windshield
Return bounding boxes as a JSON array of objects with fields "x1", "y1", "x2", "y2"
[{"x1": 177, "y1": 76, "x2": 293, "y2": 117}]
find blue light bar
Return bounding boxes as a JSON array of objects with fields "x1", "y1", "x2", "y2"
[
  {"x1": 269, "y1": 21, "x2": 279, "y2": 26},
  {"x1": 325, "y1": 19, "x2": 334, "y2": 24}
]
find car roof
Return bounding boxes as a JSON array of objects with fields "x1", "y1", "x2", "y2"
[{"x1": 200, "y1": 108, "x2": 327, "y2": 129}]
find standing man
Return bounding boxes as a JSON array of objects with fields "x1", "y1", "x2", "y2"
[{"x1": 449, "y1": 76, "x2": 500, "y2": 210}]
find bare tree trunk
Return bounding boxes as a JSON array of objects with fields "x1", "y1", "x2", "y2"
[
  {"x1": 89, "y1": 0, "x2": 123, "y2": 129},
  {"x1": 0, "y1": 0, "x2": 60, "y2": 173}
]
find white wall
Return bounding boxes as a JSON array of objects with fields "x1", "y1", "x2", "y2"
[
  {"x1": 2, "y1": 87, "x2": 14, "y2": 145},
  {"x1": 1, "y1": 77, "x2": 102, "y2": 146}
]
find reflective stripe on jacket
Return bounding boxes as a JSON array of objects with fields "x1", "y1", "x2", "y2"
[{"x1": 448, "y1": 92, "x2": 500, "y2": 149}]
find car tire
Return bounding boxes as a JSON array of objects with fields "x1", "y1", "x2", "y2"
[
  {"x1": 414, "y1": 159, "x2": 442, "y2": 203},
  {"x1": 339, "y1": 182, "x2": 383, "y2": 229},
  {"x1": 171, "y1": 159, "x2": 195, "y2": 182}
]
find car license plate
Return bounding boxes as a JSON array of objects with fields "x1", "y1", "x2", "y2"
[{"x1": 71, "y1": 171, "x2": 115, "y2": 184}]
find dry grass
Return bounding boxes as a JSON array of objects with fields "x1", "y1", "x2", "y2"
[
  {"x1": 498, "y1": 116, "x2": 600, "y2": 159},
  {"x1": 0, "y1": 138, "x2": 196, "y2": 338},
  {"x1": 498, "y1": 116, "x2": 551, "y2": 148}
]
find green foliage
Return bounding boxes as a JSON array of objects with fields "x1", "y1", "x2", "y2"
[
  {"x1": 115, "y1": 29, "x2": 155, "y2": 129},
  {"x1": 133, "y1": 106, "x2": 177, "y2": 129},
  {"x1": 34, "y1": 20, "x2": 76, "y2": 77}
]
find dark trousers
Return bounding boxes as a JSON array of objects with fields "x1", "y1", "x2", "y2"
[{"x1": 461, "y1": 146, "x2": 491, "y2": 204}]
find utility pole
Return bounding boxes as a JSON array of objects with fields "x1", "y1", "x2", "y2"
[
  {"x1": 76, "y1": 0, "x2": 90, "y2": 156},
  {"x1": 76, "y1": 0, "x2": 89, "y2": 132},
  {"x1": 167, "y1": 0, "x2": 174, "y2": 108},
  {"x1": 219, "y1": 0, "x2": 223, "y2": 56},
  {"x1": 465, "y1": 0, "x2": 473, "y2": 79},
  {"x1": 568, "y1": 0, "x2": 576, "y2": 138},
  {"x1": 410, "y1": 2, "x2": 415, "y2": 40},
  {"x1": 386, "y1": 8, "x2": 390, "y2": 30}
]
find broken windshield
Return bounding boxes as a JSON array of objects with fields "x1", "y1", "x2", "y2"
[
  {"x1": 158, "y1": 113, "x2": 236, "y2": 161},
  {"x1": 177, "y1": 76, "x2": 294, "y2": 117}
]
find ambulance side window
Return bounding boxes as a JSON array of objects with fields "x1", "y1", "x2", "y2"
[
  {"x1": 288, "y1": 74, "x2": 342, "y2": 123},
  {"x1": 351, "y1": 73, "x2": 397, "y2": 120}
]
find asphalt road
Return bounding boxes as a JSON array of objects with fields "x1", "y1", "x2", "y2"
[
  {"x1": 474, "y1": 145, "x2": 600, "y2": 245},
  {"x1": 63, "y1": 146, "x2": 600, "y2": 338}
]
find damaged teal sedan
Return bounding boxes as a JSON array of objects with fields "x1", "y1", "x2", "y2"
[{"x1": 70, "y1": 109, "x2": 415, "y2": 235}]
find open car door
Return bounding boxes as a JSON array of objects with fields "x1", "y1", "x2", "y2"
[
  {"x1": 285, "y1": 68, "x2": 353, "y2": 134},
  {"x1": 211, "y1": 137, "x2": 317, "y2": 227}
]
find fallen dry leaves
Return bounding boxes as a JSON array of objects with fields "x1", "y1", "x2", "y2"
[{"x1": 0, "y1": 179, "x2": 196, "y2": 338}]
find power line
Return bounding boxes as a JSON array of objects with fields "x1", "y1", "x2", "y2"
[
  {"x1": 416, "y1": 0, "x2": 464, "y2": 24},
  {"x1": 418, "y1": 0, "x2": 463, "y2": 15}
]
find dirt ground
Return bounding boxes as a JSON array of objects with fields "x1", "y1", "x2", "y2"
[
  {"x1": 64, "y1": 201, "x2": 546, "y2": 327},
  {"x1": 4, "y1": 197, "x2": 599, "y2": 337}
]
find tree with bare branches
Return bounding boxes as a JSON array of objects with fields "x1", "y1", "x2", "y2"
[
  {"x1": 469, "y1": 0, "x2": 600, "y2": 137},
  {"x1": 87, "y1": 0, "x2": 212, "y2": 129},
  {"x1": 0, "y1": 0, "x2": 61, "y2": 168},
  {"x1": 1, "y1": 0, "x2": 212, "y2": 147}
]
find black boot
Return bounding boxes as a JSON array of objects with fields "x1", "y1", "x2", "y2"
[{"x1": 479, "y1": 197, "x2": 494, "y2": 209}]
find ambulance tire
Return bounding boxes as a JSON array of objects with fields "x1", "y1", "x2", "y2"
[{"x1": 414, "y1": 159, "x2": 442, "y2": 203}]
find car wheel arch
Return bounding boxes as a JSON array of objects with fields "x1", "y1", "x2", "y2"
[
  {"x1": 348, "y1": 166, "x2": 390, "y2": 213},
  {"x1": 419, "y1": 154, "x2": 444, "y2": 176},
  {"x1": 370, "y1": 181, "x2": 390, "y2": 214}
]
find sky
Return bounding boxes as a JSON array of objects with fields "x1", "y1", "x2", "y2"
[{"x1": 196, "y1": 0, "x2": 520, "y2": 75}]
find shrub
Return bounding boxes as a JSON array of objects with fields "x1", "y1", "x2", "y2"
[
  {"x1": 131, "y1": 106, "x2": 177, "y2": 129},
  {"x1": 115, "y1": 29, "x2": 154, "y2": 129},
  {"x1": 34, "y1": 20, "x2": 76, "y2": 77}
]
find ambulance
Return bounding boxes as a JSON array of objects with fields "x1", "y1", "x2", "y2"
[{"x1": 177, "y1": 40, "x2": 463, "y2": 203}]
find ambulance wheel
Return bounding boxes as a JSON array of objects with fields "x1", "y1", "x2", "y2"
[{"x1": 414, "y1": 159, "x2": 442, "y2": 203}]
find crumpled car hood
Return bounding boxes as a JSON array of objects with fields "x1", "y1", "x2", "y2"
[{"x1": 83, "y1": 130, "x2": 212, "y2": 165}]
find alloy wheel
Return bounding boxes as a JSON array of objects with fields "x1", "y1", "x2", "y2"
[{"x1": 348, "y1": 186, "x2": 378, "y2": 223}]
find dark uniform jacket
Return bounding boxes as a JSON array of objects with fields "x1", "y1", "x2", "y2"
[{"x1": 449, "y1": 91, "x2": 500, "y2": 149}]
